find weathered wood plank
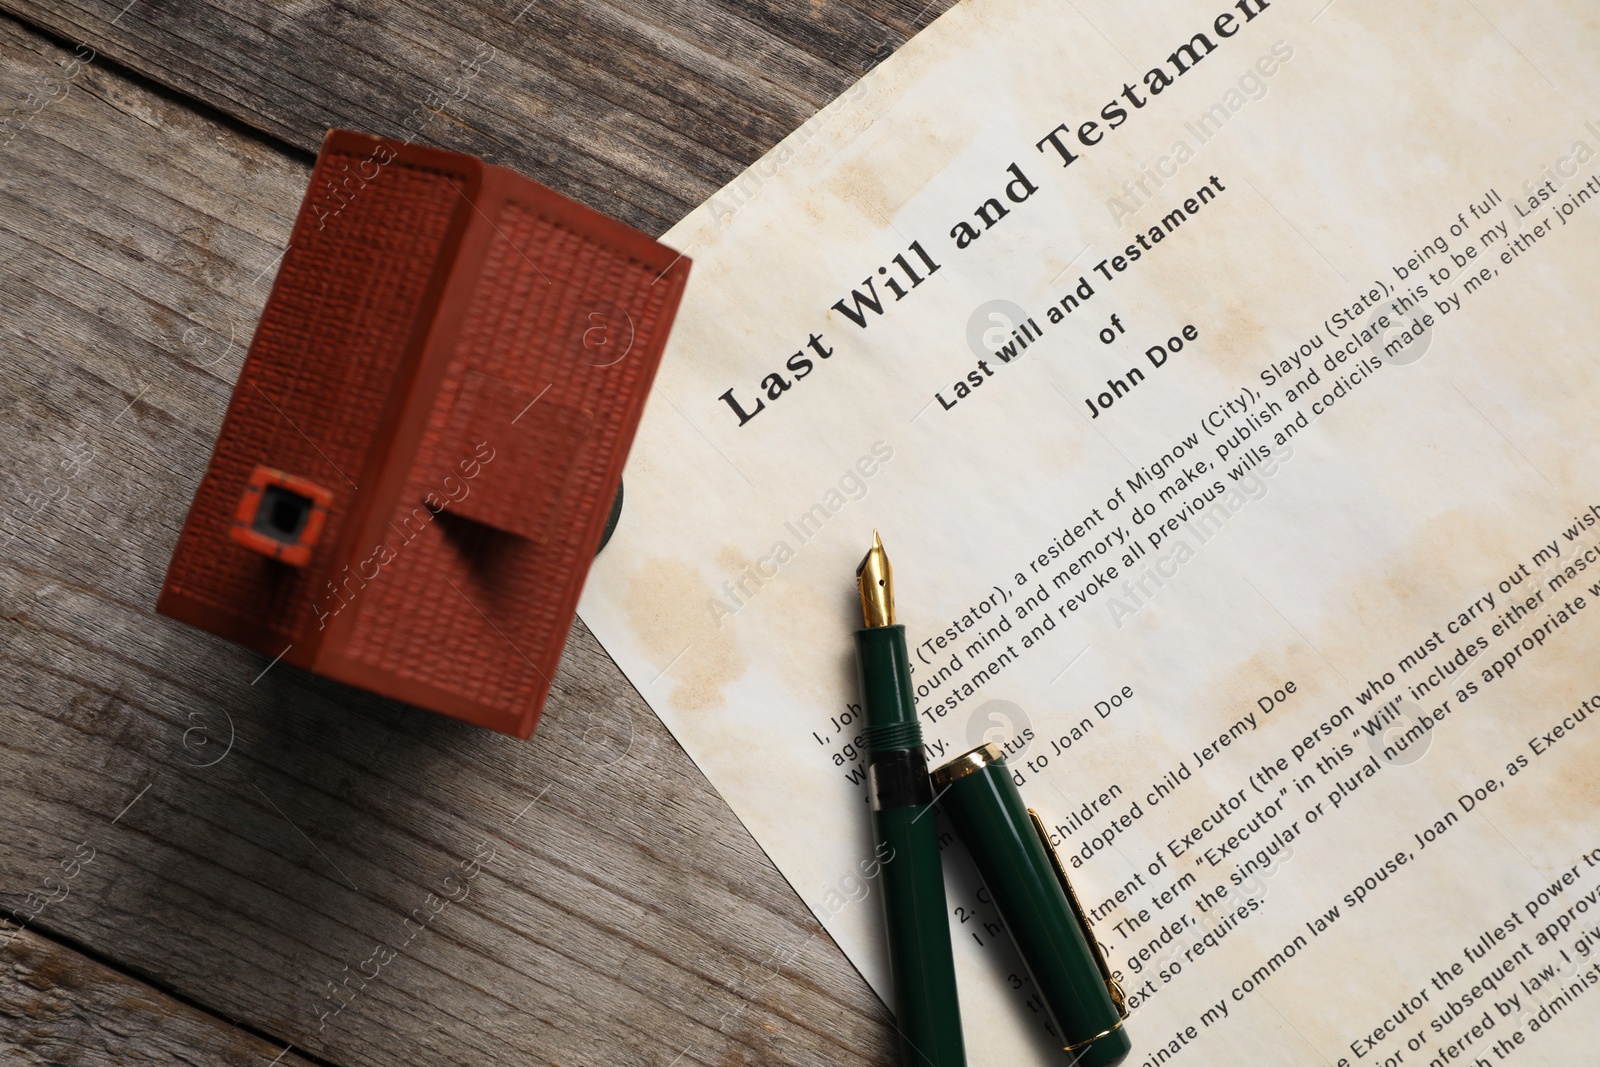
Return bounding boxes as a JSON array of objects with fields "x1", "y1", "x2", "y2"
[
  {"x1": 0, "y1": 16, "x2": 895, "y2": 1065},
  {"x1": 0, "y1": 0, "x2": 952, "y2": 234},
  {"x1": 2, "y1": 927, "x2": 320, "y2": 1067}
]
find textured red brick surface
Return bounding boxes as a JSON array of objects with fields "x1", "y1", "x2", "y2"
[{"x1": 159, "y1": 130, "x2": 691, "y2": 737}]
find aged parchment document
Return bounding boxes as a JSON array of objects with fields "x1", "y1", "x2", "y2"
[{"x1": 579, "y1": 1, "x2": 1600, "y2": 1062}]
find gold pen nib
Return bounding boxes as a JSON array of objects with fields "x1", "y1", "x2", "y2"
[{"x1": 856, "y1": 529, "x2": 895, "y2": 627}]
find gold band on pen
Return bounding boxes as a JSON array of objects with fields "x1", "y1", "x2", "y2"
[
  {"x1": 1063, "y1": 1016, "x2": 1127, "y2": 1053},
  {"x1": 929, "y1": 742, "x2": 1000, "y2": 790}
]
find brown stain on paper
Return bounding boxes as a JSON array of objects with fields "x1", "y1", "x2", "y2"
[
  {"x1": 1206, "y1": 301, "x2": 1272, "y2": 381},
  {"x1": 825, "y1": 118, "x2": 976, "y2": 230},
  {"x1": 626, "y1": 558, "x2": 747, "y2": 712},
  {"x1": 1270, "y1": 503, "x2": 1600, "y2": 849},
  {"x1": 714, "y1": 544, "x2": 845, "y2": 709},
  {"x1": 1207, "y1": 643, "x2": 1328, "y2": 731}
]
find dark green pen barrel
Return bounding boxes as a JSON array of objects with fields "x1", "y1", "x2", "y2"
[
  {"x1": 874, "y1": 805, "x2": 966, "y2": 1067},
  {"x1": 855, "y1": 625, "x2": 922, "y2": 753},
  {"x1": 855, "y1": 625, "x2": 966, "y2": 1067},
  {"x1": 940, "y1": 755, "x2": 1131, "y2": 1067}
]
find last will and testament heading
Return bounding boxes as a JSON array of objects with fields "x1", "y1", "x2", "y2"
[{"x1": 714, "y1": 0, "x2": 1279, "y2": 430}]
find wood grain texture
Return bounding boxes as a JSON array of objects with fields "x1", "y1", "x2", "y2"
[
  {"x1": 0, "y1": 14, "x2": 903, "y2": 1065},
  {"x1": 0, "y1": 0, "x2": 954, "y2": 235},
  {"x1": 2, "y1": 927, "x2": 320, "y2": 1067}
]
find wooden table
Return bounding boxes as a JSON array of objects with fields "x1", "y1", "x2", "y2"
[{"x1": 0, "y1": 1, "x2": 950, "y2": 1061}]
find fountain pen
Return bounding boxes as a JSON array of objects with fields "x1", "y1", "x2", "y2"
[{"x1": 854, "y1": 532, "x2": 966, "y2": 1067}]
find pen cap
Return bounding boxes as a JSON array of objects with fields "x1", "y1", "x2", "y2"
[{"x1": 932, "y1": 744, "x2": 1131, "y2": 1067}]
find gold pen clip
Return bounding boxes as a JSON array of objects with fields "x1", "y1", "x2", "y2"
[{"x1": 1028, "y1": 808, "x2": 1129, "y2": 1020}]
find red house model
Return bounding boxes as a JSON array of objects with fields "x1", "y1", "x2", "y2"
[{"x1": 159, "y1": 130, "x2": 690, "y2": 737}]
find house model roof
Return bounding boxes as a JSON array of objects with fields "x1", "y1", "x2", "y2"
[{"x1": 159, "y1": 130, "x2": 691, "y2": 737}]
